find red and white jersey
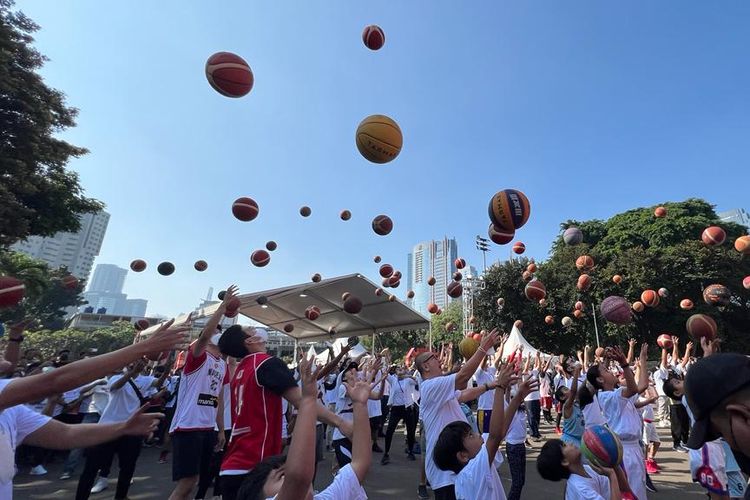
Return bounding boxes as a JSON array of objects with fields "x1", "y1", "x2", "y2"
[
  {"x1": 169, "y1": 348, "x2": 226, "y2": 433},
  {"x1": 220, "y1": 352, "x2": 283, "y2": 475}
]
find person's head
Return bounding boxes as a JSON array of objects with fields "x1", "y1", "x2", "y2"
[
  {"x1": 415, "y1": 351, "x2": 441, "y2": 380},
  {"x1": 537, "y1": 439, "x2": 581, "y2": 481},
  {"x1": 586, "y1": 362, "x2": 617, "y2": 391},
  {"x1": 218, "y1": 326, "x2": 268, "y2": 358},
  {"x1": 555, "y1": 386, "x2": 571, "y2": 403},
  {"x1": 433, "y1": 421, "x2": 483, "y2": 474},
  {"x1": 663, "y1": 375, "x2": 684, "y2": 400},
  {"x1": 685, "y1": 353, "x2": 750, "y2": 474},
  {"x1": 235, "y1": 455, "x2": 300, "y2": 500}
]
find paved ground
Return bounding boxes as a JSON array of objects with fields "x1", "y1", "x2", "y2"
[{"x1": 15, "y1": 421, "x2": 704, "y2": 499}]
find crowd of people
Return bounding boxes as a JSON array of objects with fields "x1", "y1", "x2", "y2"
[{"x1": 1, "y1": 285, "x2": 749, "y2": 500}]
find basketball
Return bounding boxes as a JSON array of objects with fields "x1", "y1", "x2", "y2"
[
  {"x1": 563, "y1": 227, "x2": 583, "y2": 245},
  {"x1": 362, "y1": 25, "x2": 385, "y2": 50},
  {"x1": 577, "y1": 274, "x2": 591, "y2": 291},
  {"x1": 680, "y1": 298, "x2": 694, "y2": 310},
  {"x1": 250, "y1": 250, "x2": 270, "y2": 267},
  {"x1": 205, "y1": 52, "x2": 253, "y2": 98},
  {"x1": 701, "y1": 226, "x2": 726, "y2": 246},
  {"x1": 447, "y1": 281, "x2": 463, "y2": 298},
  {"x1": 61, "y1": 275, "x2": 78, "y2": 290},
  {"x1": 157, "y1": 262, "x2": 175, "y2": 276},
  {"x1": 527, "y1": 263, "x2": 537, "y2": 273},
  {"x1": 283, "y1": 324, "x2": 294, "y2": 333},
  {"x1": 522, "y1": 270, "x2": 532, "y2": 281},
  {"x1": 194, "y1": 260, "x2": 208, "y2": 272},
  {"x1": 311, "y1": 273, "x2": 322, "y2": 283},
  {"x1": 654, "y1": 206, "x2": 667, "y2": 218},
  {"x1": 356, "y1": 115, "x2": 402, "y2": 163},
  {"x1": 266, "y1": 241, "x2": 277, "y2": 252},
  {"x1": 514, "y1": 320, "x2": 523, "y2": 329},
  {"x1": 632, "y1": 301, "x2": 645, "y2": 312},
  {"x1": 407, "y1": 290, "x2": 415, "y2": 299},
  {"x1": 657, "y1": 334, "x2": 673, "y2": 349},
  {"x1": 573, "y1": 310, "x2": 583, "y2": 319},
  {"x1": 299, "y1": 206, "x2": 312, "y2": 217},
  {"x1": 658, "y1": 287, "x2": 669, "y2": 298},
  {"x1": 488, "y1": 224, "x2": 515, "y2": 245},
  {"x1": 545, "y1": 315, "x2": 554, "y2": 325},
  {"x1": 374, "y1": 255, "x2": 381, "y2": 263},
  {"x1": 427, "y1": 303, "x2": 438, "y2": 314},
  {"x1": 130, "y1": 259, "x2": 147, "y2": 272},
  {"x1": 372, "y1": 214, "x2": 393, "y2": 235},
  {"x1": 575, "y1": 255, "x2": 595, "y2": 272},
  {"x1": 686, "y1": 314, "x2": 717, "y2": 341},
  {"x1": 0, "y1": 277, "x2": 25, "y2": 308},
  {"x1": 562, "y1": 316, "x2": 572, "y2": 327},
  {"x1": 703, "y1": 284, "x2": 731, "y2": 306},
  {"x1": 343, "y1": 296, "x2": 363, "y2": 314},
  {"x1": 340, "y1": 210, "x2": 352, "y2": 221},
  {"x1": 379, "y1": 264, "x2": 394, "y2": 278},
  {"x1": 428, "y1": 276, "x2": 436, "y2": 286},
  {"x1": 488, "y1": 189, "x2": 531, "y2": 232},
  {"x1": 453, "y1": 272, "x2": 462, "y2": 281},
  {"x1": 525, "y1": 280, "x2": 546, "y2": 302},
  {"x1": 581, "y1": 425, "x2": 623, "y2": 468},
  {"x1": 612, "y1": 274, "x2": 622, "y2": 284},
  {"x1": 512, "y1": 242, "x2": 526, "y2": 254},
  {"x1": 641, "y1": 289, "x2": 660, "y2": 307},
  {"x1": 134, "y1": 319, "x2": 150, "y2": 331},
  {"x1": 735, "y1": 235, "x2": 750, "y2": 254},
  {"x1": 455, "y1": 258, "x2": 466, "y2": 270},
  {"x1": 305, "y1": 306, "x2": 320, "y2": 321},
  {"x1": 459, "y1": 337, "x2": 479, "y2": 359},
  {"x1": 743, "y1": 276, "x2": 750, "y2": 290},
  {"x1": 232, "y1": 197, "x2": 259, "y2": 221},
  {"x1": 600, "y1": 296, "x2": 632, "y2": 325}
]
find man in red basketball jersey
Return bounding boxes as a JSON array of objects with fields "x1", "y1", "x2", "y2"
[{"x1": 217, "y1": 320, "x2": 353, "y2": 500}]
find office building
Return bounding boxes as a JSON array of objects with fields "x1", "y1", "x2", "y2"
[{"x1": 406, "y1": 237, "x2": 459, "y2": 316}]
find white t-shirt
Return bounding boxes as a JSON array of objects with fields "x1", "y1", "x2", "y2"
[
  {"x1": 524, "y1": 369, "x2": 541, "y2": 401},
  {"x1": 455, "y1": 444, "x2": 505, "y2": 500},
  {"x1": 0, "y1": 379, "x2": 52, "y2": 498},
  {"x1": 596, "y1": 388, "x2": 642, "y2": 442},
  {"x1": 504, "y1": 399, "x2": 527, "y2": 444},
  {"x1": 565, "y1": 465, "x2": 611, "y2": 500},
  {"x1": 421, "y1": 374, "x2": 467, "y2": 489},
  {"x1": 99, "y1": 374, "x2": 156, "y2": 424},
  {"x1": 472, "y1": 367, "x2": 496, "y2": 410}
]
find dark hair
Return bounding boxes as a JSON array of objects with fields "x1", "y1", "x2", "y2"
[
  {"x1": 219, "y1": 325, "x2": 249, "y2": 359},
  {"x1": 433, "y1": 421, "x2": 472, "y2": 474},
  {"x1": 577, "y1": 383, "x2": 594, "y2": 408},
  {"x1": 236, "y1": 455, "x2": 287, "y2": 500},
  {"x1": 663, "y1": 376, "x2": 683, "y2": 400},
  {"x1": 586, "y1": 364, "x2": 603, "y2": 390},
  {"x1": 537, "y1": 439, "x2": 571, "y2": 481}
]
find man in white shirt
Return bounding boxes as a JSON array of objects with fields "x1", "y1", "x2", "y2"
[{"x1": 414, "y1": 329, "x2": 499, "y2": 500}]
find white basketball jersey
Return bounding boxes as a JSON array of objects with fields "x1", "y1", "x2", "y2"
[{"x1": 169, "y1": 349, "x2": 226, "y2": 433}]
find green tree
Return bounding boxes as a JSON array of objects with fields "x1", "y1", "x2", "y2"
[
  {"x1": 0, "y1": 0, "x2": 102, "y2": 246},
  {"x1": 474, "y1": 199, "x2": 750, "y2": 355},
  {"x1": 15, "y1": 321, "x2": 136, "y2": 361},
  {"x1": 0, "y1": 249, "x2": 86, "y2": 329}
]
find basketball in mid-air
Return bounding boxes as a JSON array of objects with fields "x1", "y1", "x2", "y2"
[
  {"x1": 356, "y1": 115, "x2": 402, "y2": 164},
  {"x1": 205, "y1": 52, "x2": 254, "y2": 98},
  {"x1": 488, "y1": 189, "x2": 530, "y2": 232}
]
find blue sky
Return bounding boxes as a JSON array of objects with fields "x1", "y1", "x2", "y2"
[{"x1": 18, "y1": 1, "x2": 750, "y2": 317}]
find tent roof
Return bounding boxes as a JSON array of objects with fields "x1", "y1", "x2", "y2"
[{"x1": 195, "y1": 273, "x2": 430, "y2": 342}]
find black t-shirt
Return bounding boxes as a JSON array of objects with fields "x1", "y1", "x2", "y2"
[{"x1": 257, "y1": 356, "x2": 297, "y2": 397}]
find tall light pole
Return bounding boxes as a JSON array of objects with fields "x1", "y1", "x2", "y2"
[
  {"x1": 475, "y1": 235, "x2": 490, "y2": 272},
  {"x1": 462, "y1": 272, "x2": 486, "y2": 335}
]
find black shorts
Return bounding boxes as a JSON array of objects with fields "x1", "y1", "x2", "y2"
[{"x1": 172, "y1": 430, "x2": 217, "y2": 481}]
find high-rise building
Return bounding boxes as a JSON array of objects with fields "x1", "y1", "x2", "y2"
[
  {"x1": 718, "y1": 208, "x2": 750, "y2": 230},
  {"x1": 81, "y1": 263, "x2": 148, "y2": 317},
  {"x1": 406, "y1": 237, "x2": 459, "y2": 316},
  {"x1": 11, "y1": 211, "x2": 110, "y2": 283}
]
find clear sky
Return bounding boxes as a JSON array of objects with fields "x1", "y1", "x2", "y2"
[{"x1": 17, "y1": 1, "x2": 750, "y2": 317}]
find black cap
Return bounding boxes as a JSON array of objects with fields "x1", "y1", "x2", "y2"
[{"x1": 685, "y1": 353, "x2": 750, "y2": 449}]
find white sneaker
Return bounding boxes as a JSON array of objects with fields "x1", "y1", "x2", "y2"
[
  {"x1": 91, "y1": 477, "x2": 109, "y2": 493},
  {"x1": 29, "y1": 465, "x2": 47, "y2": 476}
]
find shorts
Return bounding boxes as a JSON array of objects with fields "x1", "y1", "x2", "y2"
[
  {"x1": 541, "y1": 396, "x2": 553, "y2": 409},
  {"x1": 689, "y1": 441, "x2": 729, "y2": 496},
  {"x1": 642, "y1": 421, "x2": 660, "y2": 444},
  {"x1": 333, "y1": 438, "x2": 353, "y2": 467},
  {"x1": 172, "y1": 430, "x2": 217, "y2": 481}
]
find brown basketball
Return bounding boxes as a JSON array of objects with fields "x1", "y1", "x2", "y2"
[
  {"x1": 447, "y1": 281, "x2": 463, "y2": 298},
  {"x1": 130, "y1": 259, "x2": 147, "y2": 272},
  {"x1": 701, "y1": 226, "x2": 726, "y2": 246},
  {"x1": 735, "y1": 235, "x2": 750, "y2": 255},
  {"x1": 488, "y1": 189, "x2": 531, "y2": 231},
  {"x1": 641, "y1": 289, "x2": 660, "y2": 307},
  {"x1": 340, "y1": 210, "x2": 352, "y2": 221},
  {"x1": 299, "y1": 206, "x2": 312, "y2": 217},
  {"x1": 356, "y1": 115, "x2": 402, "y2": 163},
  {"x1": 575, "y1": 255, "x2": 595, "y2": 272},
  {"x1": 250, "y1": 250, "x2": 270, "y2": 267},
  {"x1": 232, "y1": 197, "x2": 259, "y2": 221},
  {"x1": 686, "y1": 314, "x2": 717, "y2": 341},
  {"x1": 194, "y1": 260, "x2": 208, "y2": 272},
  {"x1": 343, "y1": 296, "x2": 363, "y2": 314},
  {"x1": 488, "y1": 224, "x2": 514, "y2": 245},
  {"x1": 205, "y1": 52, "x2": 253, "y2": 97},
  {"x1": 379, "y1": 264, "x2": 394, "y2": 278},
  {"x1": 372, "y1": 214, "x2": 393, "y2": 235}
]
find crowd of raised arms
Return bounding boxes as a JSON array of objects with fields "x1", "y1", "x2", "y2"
[{"x1": 1, "y1": 285, "x2": 749, "y2": 500}]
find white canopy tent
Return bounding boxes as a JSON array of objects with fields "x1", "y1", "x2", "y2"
[{"x1": 142, "y1": 273, "x2": 430, "y2": 344}]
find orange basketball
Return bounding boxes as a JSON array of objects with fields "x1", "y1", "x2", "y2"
[
  {"x1": 576, "y1": 255, "x2": 595, "y2": 272},
  {"x1": 356, "y1": 115, "x2": 402, "y2": 163},
  {"x1": 205, "y1": 52, "x2": 253, "y2": 98},
  {"x1": 488, "y1": 189, "x2": 531, "y2": 231},
  {"x1": 488, "y1": 224, "x2": 515, "y2": 245},
  {"x1": 680, "y1": 299, "x2": 694, "y2": 310},
  {"x1": 641, "y1": 289, "x2": 660, "y2": 307},
  {"x1": 701, "y1": 226, "x2": 726, "y2": 246},
  {"x1": 686, "y1": 314, "x2": 717, "y2": 341},
  {"x1": 512, "y1": 242, "x2": 526, "y2": 254},
  {"x1": 735, "y1": 235, "x2": 750, "y2": 255},
  {"x1": 654, "y1": 206, "x2": 667, "y2": 218},
  {"x1": 632, "y1": 301, "x2": 645, "y2": 312}
]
